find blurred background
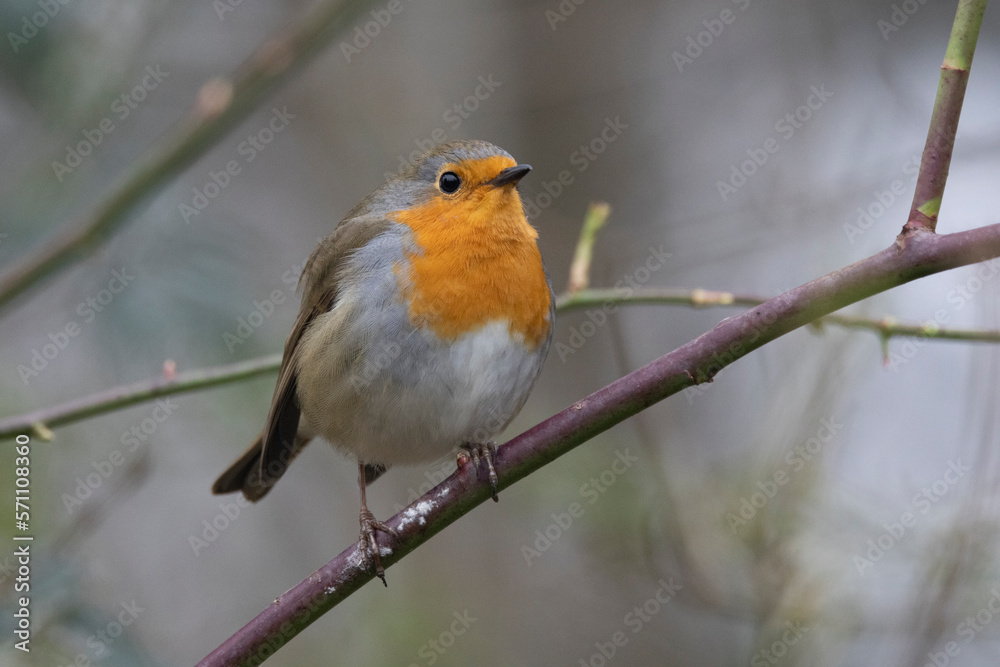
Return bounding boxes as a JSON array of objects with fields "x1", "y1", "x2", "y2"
[{"x1": 1, "y1": 0, "x2": 999, "y2": 665}]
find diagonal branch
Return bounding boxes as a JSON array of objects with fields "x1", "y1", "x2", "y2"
[
  {"x1": 0, "y1": 0, "x2": 379, "y2": 315},
  {"x1": 197, "y1": 223, "x2": 1000, "y2": 667},
  {"x1": 901, "y1": 0, "x2": 986, "y2": 237}
]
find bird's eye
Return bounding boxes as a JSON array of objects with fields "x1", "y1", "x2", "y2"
[{"x1": 438, "y1": 171, "x2": 461, "y2": 194}]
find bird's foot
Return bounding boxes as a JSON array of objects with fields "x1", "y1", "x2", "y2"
[
  {"x1": 358, "y1": 507, "x2": 397, "y2": 586},
  {"x1": 460, "y1": 441, "x2": 500, "y2": 502}
]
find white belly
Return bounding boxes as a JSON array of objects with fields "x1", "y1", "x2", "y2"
[{"x1": 296, "y1": 310, "x2": 546, "y2": 467}]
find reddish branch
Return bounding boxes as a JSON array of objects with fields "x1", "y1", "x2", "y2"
[{"x1": 198, "y1": 223, "x2": 1000, "y2": 666}]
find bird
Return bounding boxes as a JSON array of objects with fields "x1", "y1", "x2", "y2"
[{"x1": 212, "y1": 139, "x2": 554, "y2": 583}]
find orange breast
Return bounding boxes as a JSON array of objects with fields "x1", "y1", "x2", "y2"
[{"x1": 392, "y1": 188, "x2": 551, "y2": 350}]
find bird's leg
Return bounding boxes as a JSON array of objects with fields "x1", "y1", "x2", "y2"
[
  {"x1": 357, "y1": 462, "x2": 397, "y2": 586},
  {"x1": 460, "y1": 441, "x2": 500, "y2": 502}
]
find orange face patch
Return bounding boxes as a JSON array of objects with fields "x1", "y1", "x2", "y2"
[
  {"x1": 446, "y1": 155, "x2": 517, "y2": 187},
  {"x1": 392, "y1": 158, "x2": 551, "y2": 350}
]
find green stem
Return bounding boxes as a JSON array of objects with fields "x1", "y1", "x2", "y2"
[
  {"x1": 0, "y1": 354, "x2": 281, "y2": 440},
  {"x1": 559, "y1": 288, "x2": 1000, "y2": 342},
  {"x1": 5, "y1": 284, "x2": 1000, "y2": 440},
  {"x1": 901, "y1": 0, "x2": 987, "y2": 236},
  {"x1": 566, "y1": 202, "x2": 611, "y2": 292}
]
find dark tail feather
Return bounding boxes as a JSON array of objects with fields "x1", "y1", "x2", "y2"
[
  {"x1": 212, "y1": 433, "x2": 268, "y2": 501},
  {"x1": 214, "y1": 435, "x2": 387, "y2": 502},
  {"x1": 213, "y1": 432, "x2": 311, "y2": 502}
]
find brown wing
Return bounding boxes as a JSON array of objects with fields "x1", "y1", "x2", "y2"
[
  {"x1": 251, "y1": 299, "x2": 326, "y2": 492},
  {"x1": 211, "y1": 296, "x2": 328, "y2": 501},
  {"x1": 213, "y1": 216, "x2": 396, "y2": 500}
]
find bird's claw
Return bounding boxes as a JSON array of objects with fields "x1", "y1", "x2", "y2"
[
  {"x1": 358, "y1": 508, "x2": 397, "y2": 586},
  {"x1": 461, "y1": 441, "x2": 500, "y2": 502}
]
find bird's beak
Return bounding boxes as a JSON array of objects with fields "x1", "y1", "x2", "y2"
[{"x1": 487, "y1": 164, "x2": 532, "y2": 188}]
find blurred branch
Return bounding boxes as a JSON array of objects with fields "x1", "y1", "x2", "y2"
[
  {"x1": 199, "y1": 223, "x2": 1000, "y2": 666},
  {"x1": 558, "y1": 286, "x2": 759, "y2": 310},
  {"x1": 901, "y1": 0, "x2": 986, "y2": 237},
  {"x1": 566, "y1": 202, "x2": 611, "y2": 292},
  {"x1": 0, "y1": 0, "x2": 379, "y2": 315},
  {"x1": 0, "y1": 354, "x2": 281, "y2": 440},
  {"x1": 7, "y1": 285, "x2": 999, "y2": 440},
  {"x1": 558, "y1": 288, "x2": 1000, "y2": 343}
]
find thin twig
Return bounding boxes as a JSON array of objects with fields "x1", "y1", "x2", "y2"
[
  {"x1": 6, "y1": 285, "x2": 999, "y2": 440},
  {"x1": 0, "y1": 0, "x2": 379, "y2": 315},
  {"x1": 559, "y1": 288, "x2": 1000, "y2": 343},
  {"x1": 901, "y1": 0, "x2": 986, "y2": 237},
  {"x1": 0, "y1": 354, "x2": 281, "y2": 440},
  {"x1": 566, "y1": 202, "x2": 611, "y2": 293},
  {"x1": 198, "y1": 223, "x2": 1000, "y2": 666}
]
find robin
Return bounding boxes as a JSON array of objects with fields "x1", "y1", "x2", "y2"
[{"x1": 212, "y1": 139, "x2": 554, "y2": 583}]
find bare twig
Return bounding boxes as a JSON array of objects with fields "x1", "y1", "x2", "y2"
[
  {"x1": 901, "y1": 0, "x2": 986, "y2": 237},
  {"x1": 6, "y1": 286, "x2": 999, "y2": 440},
  {"x1": 0, "y1": 0, "x2": 379, "y2": 314},
  {"x1": 559, "y1": 288, "x2": 1000, "y2": 343},
  {"x1": 566, "y1": 202, "x2": 611, "y2": 293},
  {"x1": 198, "y1": 224, "x2": 1000, "y2": 666},
  {"x1": 0, "y1": 354, "x2": 281, "y2": 440}
]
